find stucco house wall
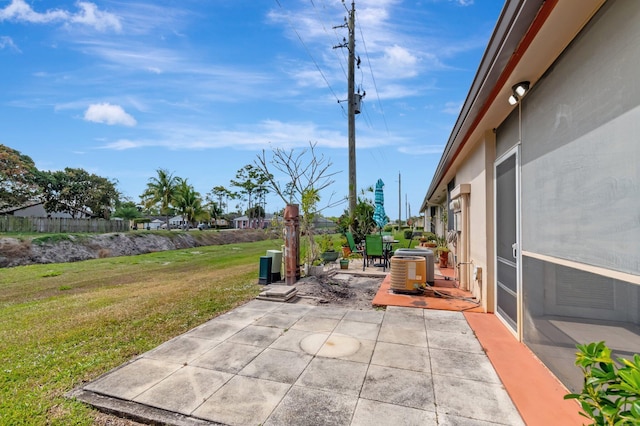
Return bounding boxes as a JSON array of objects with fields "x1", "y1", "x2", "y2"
[
  {"x1": 451, "y1": 135, "x2": 494, "y2": 308},
  {"x1": 499, "y1": 0, "x2": 639, "y2": 392},
  {"x1": 422, "y1": 0, "x2": 638, "y2": 393}
]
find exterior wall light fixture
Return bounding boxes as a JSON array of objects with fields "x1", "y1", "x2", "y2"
[{"x1": 507, "y1": 81, "x2": 530, "y2": 105}]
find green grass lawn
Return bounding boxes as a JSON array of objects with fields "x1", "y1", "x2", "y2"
[{"x1": 0, "y1": 239, "x2": 282, "y2": 425}]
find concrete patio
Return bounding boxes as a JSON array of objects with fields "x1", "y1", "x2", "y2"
[
  {"x1": 70, "y1": 259, "x2": 584, "y2": 425},
  {"x1": 71, "y1": 301, "x2": 523, "y2": 425}
]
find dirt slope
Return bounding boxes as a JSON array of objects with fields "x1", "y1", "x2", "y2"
[{"x1": 0, "y1": 229, "x2": 272, "y2": 268}]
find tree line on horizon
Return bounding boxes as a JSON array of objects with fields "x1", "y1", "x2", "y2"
[
  {"x1": 1, "y1": 143, "x2": 418, "y2": 232},
  {"x1": 0, "y1": 144, "x2": 302, "y2": 229}
]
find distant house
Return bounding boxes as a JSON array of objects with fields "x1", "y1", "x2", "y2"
[
  {"x1": 234, "y1": 214, "x2": 269, "y2": 229},
  {"x1": 1, "y1": 201, "x2": 90, "y2": 219},
  {"x1": 420, "y1": 0, "x2": 639, "y2": 393},
  {"x1": 168, "y1": 215, "x2": 190, "y2": 228},
  {"x1": 147, "y1": 219, "x2": 164, "y2": 230},
  {"x1": 312, "y1": 216, "x2": 336, "y2": 233},
  {"x1": 214, "y1": 218, "x2": 228, "y2": 227}
]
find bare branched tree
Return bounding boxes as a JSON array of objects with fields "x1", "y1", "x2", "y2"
[
  {"x1": 255, "y1": 142, "x2": 342, "y2": 264},
  {"x1": 255, "y1": 142, "x2": 341, "y2": 210}
]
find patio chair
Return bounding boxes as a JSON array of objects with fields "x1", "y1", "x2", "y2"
[
  {"x1": 364, "y1": 234, "x2": 385, "y2": 271},
  {"x1": 345, "y1": 232, "x2": 364, "y2": 256}
]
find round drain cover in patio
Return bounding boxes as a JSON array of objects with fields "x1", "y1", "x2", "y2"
[{"x1": 301, "y1": 333, "x2": 360, "y2": 358}]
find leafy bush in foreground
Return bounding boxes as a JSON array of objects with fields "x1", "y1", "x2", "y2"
[{"x1": 565, "y1": 341, "x2": 640, "y2": 425}]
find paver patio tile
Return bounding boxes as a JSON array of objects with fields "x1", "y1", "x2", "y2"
[
  {"x1": 370, "y1": 341, "x2": 431, "y2": 372},
  {"x1": 295, "y1": 357, "x2": 368, "y2": 395},
  {"x1": 238, "y1": 348, "x2": 312, "y2": 384},
  {"x1": 226, "y1": 324, "x2": 283, "y2": 347},
  {"x1": 84, "y1": 358, "x2": 182, "y2": 401},
  {"x1": 427, "y1": 329, "x2": 484, "y2": 353},
  {"x1": 351, "y1": 398, "x2": 436, "y2": 426},
  {"x1": 265, "y1": 386, "x2": 357, "y2": 426},
  {"x1": 133, "y1": 365, "x2": 232, "y2": 415},
  {"x1": 429, "y1": 348, "x2": 501, "y2": 383},
  {"x1": 334, "y1": 319, "x2": 380, "y2": 340},
  {"x1": 192, "y1": 375, "x2": 289, "y2": 426},
  {"x1": 360, "y1": 364, "x2": 435, "y2": 411},
  {"x1": 270, "y1": 329, "x2": 328, "y2": 354},
  {"x1": 432, "y1": 374, "x2": 524, "y2": 425},
  {"x1": 190, "y1": 341, "x2": 263, "y2": 373},
  {"x1": 291, "y1": 315, "x2": 340, "y2": 333},
  {"x1": 143, "y1": 335, "x2": 220, "y2": 364}
]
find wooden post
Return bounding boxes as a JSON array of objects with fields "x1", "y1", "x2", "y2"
[{"x1": 284, "y1": 204, "x2": 300, "y2": 285}]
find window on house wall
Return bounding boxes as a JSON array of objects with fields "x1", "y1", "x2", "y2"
[
  {"x1": 429, "y1": 206, "x2": 437, "y2": 233},
  {"x1": 447, "y1": 178, "x2": 456, "y2": 231}
]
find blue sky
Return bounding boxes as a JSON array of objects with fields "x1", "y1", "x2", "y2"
[{"x1": 0, "y1": 0, "x2": 503, "y2": 219}]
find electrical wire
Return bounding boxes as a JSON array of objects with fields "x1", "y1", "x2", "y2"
[
  {"x1": 420, "y1": 284, "x2": 480, "y2": 305},
  {"x1": 355, "y1": 9, "x2": 390, "y2": 136},
  {"x1": 274, "y1": 0, "x2": 345, "y2": 114},
  {"x1": 311, "y1": 0, "x2": 349, "y2": 81}
]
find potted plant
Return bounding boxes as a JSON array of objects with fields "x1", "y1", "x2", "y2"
[
  {"x1": 339, "y1": 235, "x2": 351, "y2": 257},
  {"x1": 423, "y1": 232, "x2": 437, "y2": 248},
  {"x1": 339, "y1": 258, "x2": 349, "y2": 269},
  {"x1": 319, "y1": 234, "x2": 339, "y2": 264},
  {"x1": 437, "y1": 246, "x2": 450, "y2": 268}
]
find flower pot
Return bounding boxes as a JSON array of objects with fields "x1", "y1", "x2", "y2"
[
  {"x1": 320, "y1": 251, "x2": 339, "y2": 263},
  {"x1": 340, "y1": 259, "x2": 349, "y2": 269},
  {"x1": 439, "y1": 253, "x2": 448, "y2": 268}
]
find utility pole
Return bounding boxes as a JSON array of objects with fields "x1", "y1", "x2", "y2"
[
  {"x1": 335, "y1": 1, "x2": 357, "y2": 220},
  {"x1": 398, "y1": 171, "x2": 401, "y2": 228},
  {"x1": 347, "y1": 1, "x2": 357, "y2": 219}
]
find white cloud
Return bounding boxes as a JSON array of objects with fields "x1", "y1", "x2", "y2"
[
  {"x1": 103, "y1": 139, "x2": 139, "y2": 150},
  {"x1": 451, "y1": 0, "x2": 474, "y2": 6},
  {"x1": 398, "y1": 145, "x2": 444, "y2": 155},
  {"x1": 69, "y1": 2, "x2": 122, "y2": 32},
  {"x1": 98, "y1": 119, "x2": 348, "y2": 152},
  {"x1": 0, "y1": 35, "x2": 20, "y2": 52},
  {"x1": 84, "y1": 103, "x2": 137, "y2": 127},
  {"x1": 381, "y1": 45, "x2": 419, "y2": 78},
  {"x1": 0, "y1": 0, "x2": 67, "y2": 23},
  {"x1": 442, "y1": 101, "x2": 462, "y2": 115},
  {"x1": 0, "y1": 0, "x2": 121, "y2": 32}
]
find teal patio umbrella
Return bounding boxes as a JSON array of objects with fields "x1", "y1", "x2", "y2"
[{"x1": 373, "y1": 178, "x2": 388, "y2": 229}]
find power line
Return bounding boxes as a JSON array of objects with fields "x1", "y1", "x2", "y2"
[
  {"x1": 356, "y1": 10, "x2": 390, "y2": 136},
  {"x1": 353, "y1": 9, "x2": 389, "y2": 172},
  {"x1": 309, "y1": 0, "x2": 349, "y2": 83},
  {"x1": 274, "y1": 0, "x2": 344, "y2": 114}
]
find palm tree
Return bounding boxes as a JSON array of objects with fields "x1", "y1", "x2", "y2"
[
  {"x1": 140, "y1": 168, "x2": 178, "y2": 229},
  {"x1": 173, "y1": 178, "x2": 203, "y2": 228}
]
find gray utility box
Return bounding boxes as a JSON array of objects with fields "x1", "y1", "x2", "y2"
[
  {"x1": 266, "y1": 250, "x2": 282, "y2": 282},
  {"x1": 394, "y1": 248, "x2": 434, "y2": 285}
]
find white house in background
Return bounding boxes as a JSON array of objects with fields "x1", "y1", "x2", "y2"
[
  {"x1": 420, "y1": 0, "x2": 639, "y2": 393},
  {"x1": 234, "y1": 214, "x2": 274, "y2": 229},
  {"x1": 168, "y1": 215, "x2": 190, "y2": 228},
  {"x1": 148, "y1": 219, "x2": 164, "y2": 230}
]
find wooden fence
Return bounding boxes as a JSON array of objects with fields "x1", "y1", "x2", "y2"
[{"x1": 0, "y1": 216, "x2": 128, "y2": 233}]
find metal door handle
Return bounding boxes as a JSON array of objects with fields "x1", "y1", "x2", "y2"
[{"x1": 512, "y1": 243, "x2": 518, "y2": 259}]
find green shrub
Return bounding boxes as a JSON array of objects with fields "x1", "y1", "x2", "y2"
[
  {"x1": 318, "y1": 234, "x2": 335, "y2": 252},
  {"x1": 422, "y1": 232, "x2": 436, "y2": 242},
  {"x1": 31, "y1": 234, "x2": 73, "y2": 245},
  {"x1": 565, "y1": 341, "x2": 640, "y2": 425},
  {"x1": 403, "y1": 229, "x2": 413, "y2": 240}
]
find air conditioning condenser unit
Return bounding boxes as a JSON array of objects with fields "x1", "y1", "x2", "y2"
[{"x1": 390, "y1": 255, "x2": 427, "y2": 294}]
